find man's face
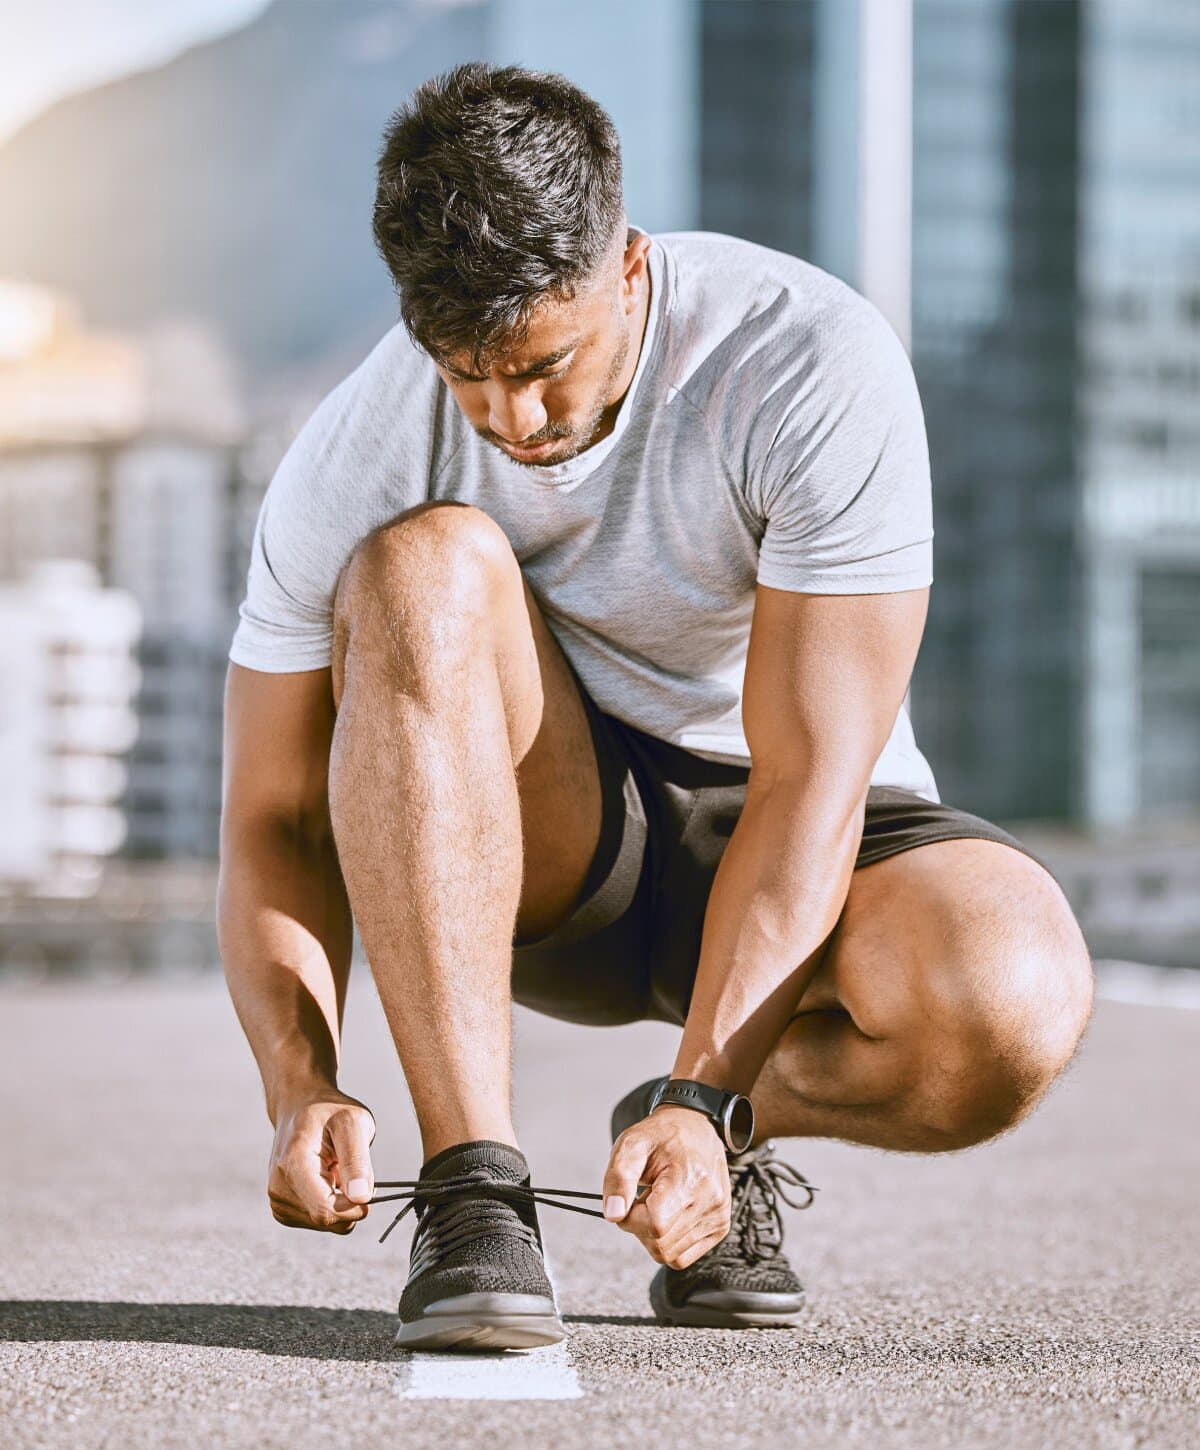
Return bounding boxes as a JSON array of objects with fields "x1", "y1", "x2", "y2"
[{"x1": 430, "y1": 231, "x2": 650, "y2": 468}]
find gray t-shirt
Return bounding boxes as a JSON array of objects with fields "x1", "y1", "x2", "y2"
[{"x1": 230, "y1": 226, "x2": 939, "y2": 800}]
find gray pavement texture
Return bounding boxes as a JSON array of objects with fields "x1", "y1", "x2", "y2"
[{"x1": 1, "y1": 976, "x2": 1197, "y2": 1450}]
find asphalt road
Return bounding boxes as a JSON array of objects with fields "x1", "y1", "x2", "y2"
[{"x1": 1, "y1": 973, "x2": 1197, "y2": 1448}]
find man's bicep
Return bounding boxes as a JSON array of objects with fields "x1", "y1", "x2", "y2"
[{"x1": 741, "y1": 583, "x2": 929, "y2": 794}]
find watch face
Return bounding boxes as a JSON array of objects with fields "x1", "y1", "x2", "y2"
[{"x1": 726, "y1": 1094, "x2": 755, "y2": 1152}]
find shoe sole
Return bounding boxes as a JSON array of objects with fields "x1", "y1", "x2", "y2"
[
  {"x1": 649, "y1": 1267, "x2": 805, "y2": 1329},
  {"x1": 395, "y1": 1292, "x2": 566, "y2": 1351}
]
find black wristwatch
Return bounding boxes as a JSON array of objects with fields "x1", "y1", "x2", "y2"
[{"x1": 650, "y1": 1078, "x2": 755, "y2": 1153}]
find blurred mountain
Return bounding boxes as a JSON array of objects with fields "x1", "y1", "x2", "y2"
[{"x1": 0, "y1": 0, "x2": 487, "y2": 388}]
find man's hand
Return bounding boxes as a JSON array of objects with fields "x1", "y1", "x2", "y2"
[
  {"x1": 602, "y1": 1106, "x2": 731, "y2": 1268},
  {"x1": 267, "y1": 1090, "x2": 376, "y2": 1233}
]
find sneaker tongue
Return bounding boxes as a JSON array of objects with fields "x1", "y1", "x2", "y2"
[{"x1": 420, "y1": 1139, "x2": 529, "y2": 1185}]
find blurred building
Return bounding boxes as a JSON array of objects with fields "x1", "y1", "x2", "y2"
[
  {"x1": 0, "y1": 560, "x2": 140, "y2": 894},
  {"x1": 0, "y1": 281, "x2": 248, "y2": 858},
  {"x1": 910, "y1": 0, "x2": 1200, "y2": 829},
  {"x1": 699, "y1": 0, "x2": 817, "y2": 260},
  {"x1": 907, "y1": 0, "x2": 1083, "y2": 825},
  {"x1": 2, "y1": 1, "x2": 1195, "y2": 851},
  {"x1": 700, "y1": 0, "x2": 1200, "y2": 830},
  {"x1": 1076, "y1": 0, "x2": 1200, "y2": 827}
]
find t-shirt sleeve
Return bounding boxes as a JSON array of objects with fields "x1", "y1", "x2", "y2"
[
  {"x1": 227, "y1": 487, "x2": 336, "y2": 672},
  {"x1": 749, "y1": 292, "x2": 934, "y2": 594}
]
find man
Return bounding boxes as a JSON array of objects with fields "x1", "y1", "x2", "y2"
[{"x1": 218, "y1": 62, "x2": 1093, "y2": 1351}]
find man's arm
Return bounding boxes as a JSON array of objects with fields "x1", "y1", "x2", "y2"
[
  {"x1": 217, "y1": 662, "x2": 374, "y2": 1232},
  {"x1": 677, "y1": 582, "x2": 930, "y2": 1085},
  {"x1": 604, "y1": 582, "x2": 929, "y2": 1267}
]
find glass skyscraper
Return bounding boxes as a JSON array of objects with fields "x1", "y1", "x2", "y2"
[
  {"x1": 1076, "y1": 0, "x2": 1200, "y2": 826},
  {"x1": 700, "y1": 0, "x2": 1200, "y2": 829},
  {"x1": 700, "y1": 0, "x2": 818, "y2": 260},
  {"x1": 908, "y1": 0, "x2": 1083, "y2": 824}
]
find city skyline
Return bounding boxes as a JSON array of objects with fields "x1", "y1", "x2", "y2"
[{"x1": 1, "y1": 0, "x2": 1197, "y2": 885}]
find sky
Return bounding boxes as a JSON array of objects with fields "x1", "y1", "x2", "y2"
[{"x1": 0, "y1": 0, "x2": 271, "y2": 144}]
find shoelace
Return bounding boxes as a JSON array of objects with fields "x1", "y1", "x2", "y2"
[
  {"x1": 369, "y1": 1168, "x2": 606, "y2": 1246},
  {"x1": 367, "y1": 1150, "x2": 816, "y2": 1263},
  {"x1": 717, "y1": 1141, "x2": 817, "y2": 1263}
]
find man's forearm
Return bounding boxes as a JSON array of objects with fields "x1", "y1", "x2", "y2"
[
  {"x1": 672, "y1": 774, "x2": 865, "y2": 1093},
  {"x1": 216, "y1": 821, "x2": 355, "y2": 1123}
]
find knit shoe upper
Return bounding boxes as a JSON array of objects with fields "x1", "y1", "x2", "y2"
[
  {"x1": 396, "y1": 1140, "x2": 555, "y2": 1324},
  {"x1": 609, "y1": 1077, "x2": 816, "y2": 1327},
  {"x1": 654, "y1": 1139, "x2": 814, "y2": 1324}
]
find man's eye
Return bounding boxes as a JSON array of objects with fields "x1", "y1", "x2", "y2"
[{"x1": 447, "y1": 365, "x2": 571, "y2": 386}]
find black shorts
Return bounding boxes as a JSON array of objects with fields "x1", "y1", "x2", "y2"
[{"x1": 511, "y1": 682, "x2": 1054, "y2": 1030}]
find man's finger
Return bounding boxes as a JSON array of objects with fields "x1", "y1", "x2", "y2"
[
  {"x1": 656, "y1": 1206, "x2": 731, "y2": 1265},
  {"x1": 669, "y1": 1226, "x2": 729, "y2": 1270},
  {"x1": 285, "y1": 1148, "x2": 339, "y2": 1222},
  {"x1": 621, "y1": 1202, "x2": 665, "y2": 1259},
  {"x1": 602, "y1": 1133, "x2": 650, "y2": 1222},
  {"x1": 644, "y1": 1171, "x2": 692, "y2": 1239},
  {"x1": 285, "y1": 1144, "x2": 364, "y2": 1227},
  {"x1": 622, "y1": 1200, "x2": 654, "y2": 1241},
  {"x1": 328, "y1": 1107, "x2": 375, "y2": 1205}
]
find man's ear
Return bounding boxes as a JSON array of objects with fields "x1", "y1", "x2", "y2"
[{"x1": 619, "y1": 231, "x2": 650, "y2": 311}]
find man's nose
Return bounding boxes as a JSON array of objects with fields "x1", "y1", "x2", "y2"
[{"x1": 486, "y1": 382, "x2": 547, "y2": 444}]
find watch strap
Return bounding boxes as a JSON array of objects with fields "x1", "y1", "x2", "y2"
[
  {"x1": 652, "y1": 1078, "x2": 725, "y2": 1117},
  {"x1": 651, "y1": 1078, "x2": 754, "y2": 1151}
]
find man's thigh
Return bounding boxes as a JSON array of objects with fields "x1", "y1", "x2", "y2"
[
  {"x1": 331, "y1": 499, "x2": 605, "y2": 943},
  {"x1": 646, "y1": 779, "x2": 1074, "y2": 1029},
  {"x1": 798, "y1": 834, "x2": 1091, "y2": 1038}
]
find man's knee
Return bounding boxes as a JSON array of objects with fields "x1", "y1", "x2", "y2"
[
  {"x1": 332, "y1": 502, "x2": 520, "y2": 687},
  {"x1": 335, "y1": 502, "x2": 517, "y2": 625},
  {"x1": 915, "y1": 937, "x2": 1094, "y2": 1150}
]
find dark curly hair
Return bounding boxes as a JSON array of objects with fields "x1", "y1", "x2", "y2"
[{"x1": 372, "y1": 61, "x2": 626, "y2": 374}]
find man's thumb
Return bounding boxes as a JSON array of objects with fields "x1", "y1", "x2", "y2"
[
  {"x1": 330, "y1": 1107, "x2": 374, "y2": 1203},
  {"x1": 602, "y1": 1136, "x2": 646, "y2": 1222}
]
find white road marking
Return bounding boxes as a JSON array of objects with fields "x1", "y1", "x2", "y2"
[
  {"x1": 396, "y1": 1254, "x2": 583, "y2": 1400},
  {"x1": 1094, "y1": 959, "x2": 1200, "y2": 1010},
  {"x1": 401, "y1": 1339, "x2": 583, "y2": 1400}
]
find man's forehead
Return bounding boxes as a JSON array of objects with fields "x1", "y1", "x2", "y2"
[{"x1": 439, "y1": 288, "x2": 604, "y2": 376}]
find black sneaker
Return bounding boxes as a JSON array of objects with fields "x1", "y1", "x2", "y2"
[
  {"x1": 611, "y1": 1077, "x2": 816, "y2": 1328},
  {"x1": 382, "y1": 1140, "x2": 566, "y2": 1351}
]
